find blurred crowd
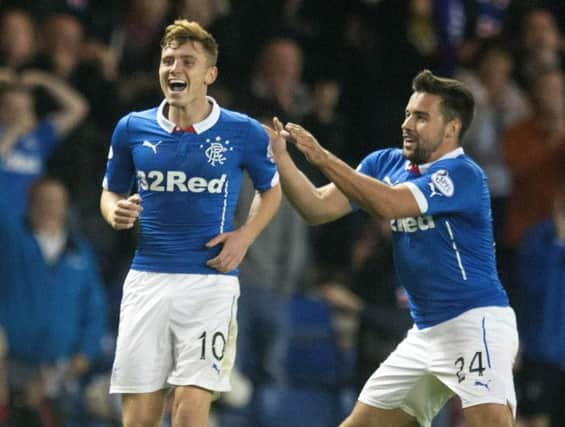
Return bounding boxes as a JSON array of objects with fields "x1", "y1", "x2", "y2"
[{"x1": 0, "y1": 0, "x2": 564, "y2": 426}]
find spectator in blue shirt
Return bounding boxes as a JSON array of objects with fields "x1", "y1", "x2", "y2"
[
  {"x1": 0, "y1": 69, "x2": 88, "y2": 219},
  {"x1": 0, "y1": 177, "x2": 107, "y2": 425},
  {"x1": 515, "y1": 182, "x2": 565, "y2": 427}
]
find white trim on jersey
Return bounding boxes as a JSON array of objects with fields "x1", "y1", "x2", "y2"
[
  {"x1": 220, "y1": 179, "x2": 229, "y2": 233},
  {"x1": 157, "y1": 96, "x2": 221, "y2": 134},
  {"x1": 417, "y1": 147, "x2": 464, "y2": 174},
  {"x1": 270, "y1": 172, "x2": 280, "y2": 188},
  {"x1": 405, "y1": 182, "x2": 428, "y2": 214},
  {"x1": 444, "y1": 220, "x2": 468, "y2": 280}
]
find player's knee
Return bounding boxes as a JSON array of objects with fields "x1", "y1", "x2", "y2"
[
  {"x1": 465, "y1": 403, "x2": 514, "y2": 427},
  {"x1": 122, "y1": 412, "x2": 162, "y2": 427}
]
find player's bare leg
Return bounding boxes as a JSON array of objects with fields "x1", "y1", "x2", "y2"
[
  {"x1": 516, "y1": 415, "x2": 550, "y2": 427},
  {"x1": 339, "y1": 402, "x2": 418, "y2": 427},
  {"x1": 171, "y1": 385, "x2": 213, "y2": 427},
  {"x1": 122, "y1": 389, "x2": 168, "y2": 427},
  {"x1": 464, "y1": 402, "x2": 515, "y2": 427}
]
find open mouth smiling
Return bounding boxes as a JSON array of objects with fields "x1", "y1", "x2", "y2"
[{"x1": 168, "y1": 79, "x2": 188, "y2": 92}]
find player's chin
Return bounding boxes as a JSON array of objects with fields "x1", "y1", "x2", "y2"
[
  {"x1": 166, "y1": 93, "x2": 187, "y2": 107},
  {"x1": 402, "y1": 146, "x2": 414, "y2": 159}
]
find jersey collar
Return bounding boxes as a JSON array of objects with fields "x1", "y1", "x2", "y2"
[
  {"x1": 157, "y1": 96, "x2": 221, "y2": 134},
  {"x1": 407, "y1": 147, "x2": 465, "y2": 175}
]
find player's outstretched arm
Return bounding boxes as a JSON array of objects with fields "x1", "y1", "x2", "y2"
[
  {"x1": 283, "y1": 123, "x2": 421, "y2": 220},
  {"x1": 264, "y1": 118, "x2": 352, "y2": 225},
  {"x1": 206, "y1": 184, "x2": 281, "y2": 273},
  {"x1": 100, "y1": 189, "x2": 143, "y2": 230}
]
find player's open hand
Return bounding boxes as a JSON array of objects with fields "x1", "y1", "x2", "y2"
[
  {"x1": 205, "y1": 230, "x2": 251, "y2": 273},
  {"x1": 109, "y1": 194, "x2": 142, "y2": 230},
  {"x1": 262, "y1": 117, "x2": 291, "y2": 158},
  {"x1": 284, "y1": 122, "x2": 330, "y2": 166}
]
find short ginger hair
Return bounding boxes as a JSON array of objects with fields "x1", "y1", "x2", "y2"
[{"x1": 160, "y1": 19, "x2": 218, "y2": 65}]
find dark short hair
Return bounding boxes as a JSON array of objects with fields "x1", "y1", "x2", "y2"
[{"x1": 412, "y1": 69, "x2": 475, "y2": 141}]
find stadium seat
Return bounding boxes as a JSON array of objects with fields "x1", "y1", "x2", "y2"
[
  {"x1": 283, "y1": 294, "x2": 342, "y2": 388},
  {"x1": 256, "y1": 385, "x2": 338, "y2": 427}
]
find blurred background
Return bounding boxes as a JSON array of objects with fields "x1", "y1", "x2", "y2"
[{"x1": 0, "y1": 0, "x2": 564, "y2": 426}]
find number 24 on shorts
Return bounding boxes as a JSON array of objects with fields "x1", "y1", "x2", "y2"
[{"x1": 454, "y1": 351, "x2": 487, "y2": 383}]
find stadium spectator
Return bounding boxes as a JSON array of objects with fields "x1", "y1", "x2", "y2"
[
  {"x1": 456, "y1": 39, "x2": 530, "y2": 244},
  {"x1": 514, "y1": 8, "x2": 564, "y2": 90},
  {"x1": 514, "y1": 183, "x2": 565, "y2": 427},
  {"x1": 0, "y1": 69, "x2": 88, "y2": 219},
  {"x1": 238, "y1": 37, "x2": 312, "y2": 123},
  {"x1": 100, "y1": 19, "x2": 281, "y2": 427},
  {"x1": 0, "y1": 9, "x2": 36, "y2": 71},
  {"x1": 34, "y1": 13, "x2": 120, "y2": 131},
  {"x1": 0, "y1": 177, "x2": 108, "y2": 426},
  {"x1": 266, "y1": 70, "x2": 518, "y2": 427},
  {"x1": 502, "y1": 67, "x2": 565, "y2": 249}
]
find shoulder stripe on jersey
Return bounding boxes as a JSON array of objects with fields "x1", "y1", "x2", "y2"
[
  {"x1": 444, "y1": 220, "x2": 468, "y2": 281},
  {"x1": 404, "y1": 182, "x2": 428, "y2": 214}
]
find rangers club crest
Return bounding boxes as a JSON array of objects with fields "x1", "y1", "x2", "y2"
[{"x1": 200, "y1": 136, "x2": 233, "y2": 166}]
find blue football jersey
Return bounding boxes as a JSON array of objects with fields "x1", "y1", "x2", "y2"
[
  {"x1": 102, "y1": 97, "x2": 279, "y2": 275},
  {"x1": 357, "y1": 147, "x2": 509, "y2": 328},
  {"x1": 0, "y1": 121, "x2": 58, "y2": 219}
]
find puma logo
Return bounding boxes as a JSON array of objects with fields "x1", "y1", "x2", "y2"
[{"x1": 142, "y1": 140, "x2": 163, "y2": 154}]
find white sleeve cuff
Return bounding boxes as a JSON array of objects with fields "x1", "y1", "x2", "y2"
[
  {"x1": 404, "y1": 182, "x2": 428, "y2": 214},
  {"x1": 270, "y1": 172, "x2": 280, "y2": 188}
]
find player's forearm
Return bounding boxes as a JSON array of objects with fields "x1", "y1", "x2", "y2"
[
  {"x1": 239, "y1": 184, "x2": 281, "y2": 244},
  {"x1": 276, "y1": 151, "x2": 336, "y2": 224},
  {"x1": 99, "y1": 190, "x2": 124, "y2": 226},
  {"x1": 317, "y1": 152, "x2": 417, "y2": 220},
  {"x1": 0, "y1": 130, "x2": 22, "y2": 155},
  {"x1": 43, "y1": 75, "x2": 89, "y2": 135}
]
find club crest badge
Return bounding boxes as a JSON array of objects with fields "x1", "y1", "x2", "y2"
[{"x1": 200, "y1": 136, "x2": 233, "y2": 166}]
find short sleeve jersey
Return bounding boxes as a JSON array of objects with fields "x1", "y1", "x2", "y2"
[
  {"x1": 102, "y1": 97, "x2": 278, "y2": 275},
  {"x1": 357, "y1": 147, "x2": 508, "y2": 328}
]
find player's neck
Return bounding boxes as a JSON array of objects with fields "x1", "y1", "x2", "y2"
[
  {"x1": 166, "y1": 97, "x2": 211, "y2": 128},
  {"x1": 426, "y1": 139, "x2": 460, "y2": 164}
]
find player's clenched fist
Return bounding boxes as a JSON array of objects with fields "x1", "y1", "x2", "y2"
[{"x1": 109, "y1": 194, "x2": 143, "y2": 230}]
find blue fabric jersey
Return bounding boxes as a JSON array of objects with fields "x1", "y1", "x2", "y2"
[
  {"x1": 0, "y1": 121, "x2": 58, "y2": 219},
  {"x1": 103, "y1": 97, "x2": 278, "y2": 275},
  {"x1": 357, "y1": 147, "x2": 509, "y2": 328}
]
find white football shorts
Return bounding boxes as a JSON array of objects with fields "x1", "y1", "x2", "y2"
[
  {"x1": 359, "y1": 306, "x2": 518, "y2": 427},
  {"x1": 110, "y1": 270, "x2": 239, "y2": 394}
]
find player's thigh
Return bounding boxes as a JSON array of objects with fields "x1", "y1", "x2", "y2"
[
  {"x1": 431, "y1": 307, "x2": 518, "y2": 416},
  {"x1": 464, "y1": 402, "x2": 514, "y2": 427},
  {"x1": 168, "y1": 274, "x2": 239, "y2": 392},
  {"x1": 171, "y1": 385, "x2": 213, "y2": 427},
  {"x1": 111, "y1": 271, "x2": 174, "y2": 393},
  {"x1": 339, "y1": 401, "x2": 417, "y2": 427},
  {"x1": 122, "y1": 389, "x2": 168, "y2": 427},
  {"x1": 359, "y1": 326, "x2": 452, "y2": 426}
]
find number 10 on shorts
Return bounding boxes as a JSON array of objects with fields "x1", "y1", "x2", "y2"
[{"x1": 199, "y1": 331, "x2": 227, "y2": 361}]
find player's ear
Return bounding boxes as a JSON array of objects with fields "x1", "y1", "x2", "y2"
[
  {"x1": 205, "y1": 66, "x2": 218, "y2": 85},
  {"x1": 446, "y1": 118, "x2": 461, "y2": 140}
]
